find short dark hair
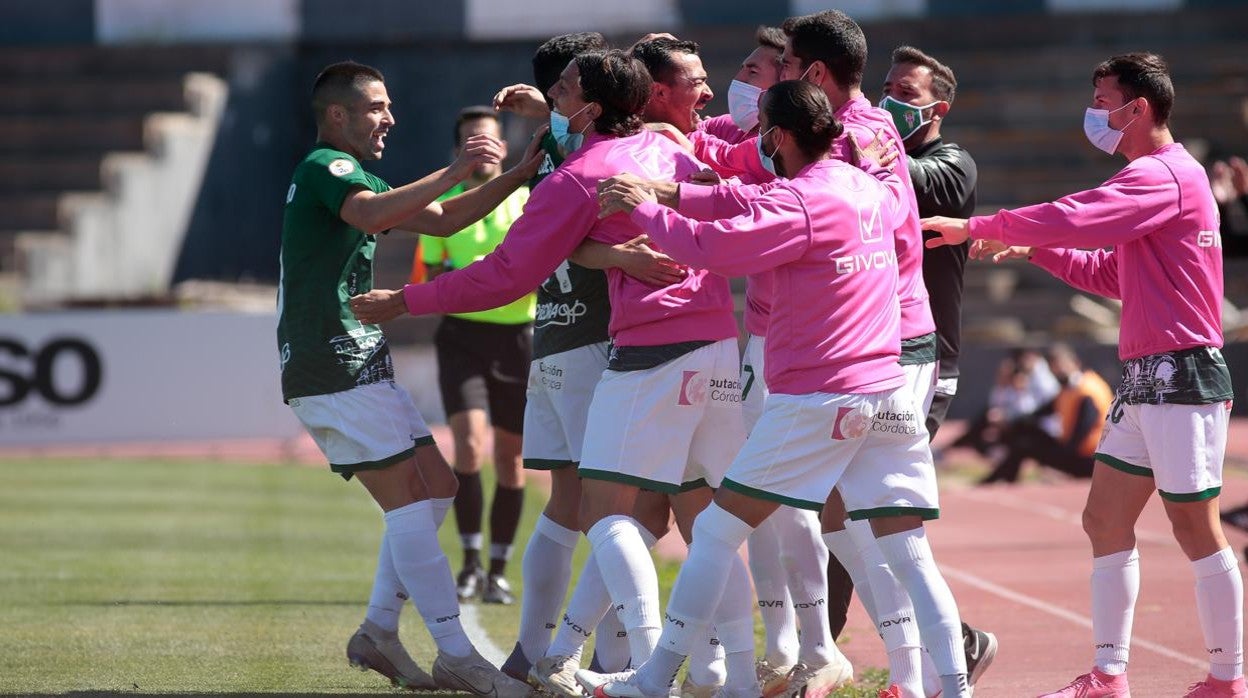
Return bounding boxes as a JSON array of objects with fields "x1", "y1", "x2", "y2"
[
  {"x1": 756, "y1": 25, "x2": 785, "y2": 53},
  {"x1": 533, "y1": 32, "x2": 609, "y2": 99},
  {"x1": 1093, "y1": 52, "x2": 1174, "y2": 125},
  {"x1": 781, "y1": 10, "x2": 867, "y2": 89},
  {"x1": 761, "y1": 80, "x2": 843, "y2": 158},
  {"x1": 453, "y1": 106, "x2": 499, "y2": 146},
  {"x1": 575, "y1": 49, "x2": 652, "y2": 138},
  {"x1": 630, "y1": 37, "x2": 700, "y2": 85},
  {"x1": 891, "y1": 45, "x2": 957, "y2": 104},
  {"x1": 311, "y1": 61, "x2": 385, "y2": 124}
]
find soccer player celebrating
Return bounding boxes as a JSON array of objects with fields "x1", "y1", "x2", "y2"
[
  {"x1": 584, "y1": 78, "x2": 971, "y2": 698},
  {"x1": 350, "y1": 48, "x2": 750, "y2": 696},
  {"x1": 278, "y1": 61, "x2": 535, "y2": 696},
  {"x1": 925, "y1": 53, "x2": 1241, "y2": 698}
]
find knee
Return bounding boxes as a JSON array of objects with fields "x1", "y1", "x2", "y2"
[{"x1": 1082, "y1": 505, "x2": 1130, "y2": 545}]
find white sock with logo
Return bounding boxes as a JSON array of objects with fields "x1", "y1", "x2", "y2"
[
  {"x1": 518, "y1": 515, "x2": 580, "y2": 663},
  {"x1": 384, "y1": 500, "x2": 473, "y2": 657},
  {"x1": 748, "y1": 512, "x2": 800, "y2": 666},
  {"x1": 825, "y1": 527, "x2": 922, "y2": 697},
  {"x1": 587, "y1": 515, "x2": 663, "y2": 664},
  {"x1": 365, "y1": 538, "x2": 406, "y2": 632},
  {"x1": 875, "y1": 527, "x2": 967, "y2": 697},
  {"x1": 716, "y1": 554, "x2": 761, "y2": 694},
  {"x1": 636, "y1": 503, "x2": 753, "y2": 696},
  {"x1": 1192, "y1": 547, "x2": 1243, "y2": 681},
  {"x1": 782, "y1": 509, "x2": 835, "y2": 667},
  {"x1": 1091, "y1": 548, "x2": 1139, "y2": 675}
]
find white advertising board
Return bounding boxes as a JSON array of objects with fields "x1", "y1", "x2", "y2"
[{"x1": 0, "y1": 310, "x2": 302, "y2": 446}]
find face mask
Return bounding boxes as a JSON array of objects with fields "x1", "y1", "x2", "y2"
[
  {"x1": 550, "y1": 103, "x2": 592, "y2": 152},
  {"x1": 880, "y1": 96, "x2": 940, "y2": 141},
  {"x1": 727, "y1": 80, "x2": 763, "y2": 132},
  {"x1": 756, "y1": 127, "x2": 779, "y2": 177},
  {"x1": 1083, "y1": 102, "x2": 1138, "y2": 155}
]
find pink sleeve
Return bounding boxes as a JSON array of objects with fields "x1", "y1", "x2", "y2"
[
  {"x1": 630, "y1": 188, "x2": 810, "y2": 277},
  {"x1": 403, "y1": 171, "x2": 595, "y2": 315},
  {"x1": 691, "y1": 130, "x2": 773, "y2": 182},
  {"x1": 1029, "y1": 247, "x2": 1122, "y2": 300},
  {"x1": 677, "y1": 180, "x2": 775, "y2": 221},
  {"x1": 970, "y1": 164, "x2": 1178, "y2": 249}
]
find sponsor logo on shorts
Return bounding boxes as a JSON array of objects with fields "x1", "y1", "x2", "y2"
[
  {"x1": 538, "y1": 360, "x2": 564, "y2": 391},
  {"x1": 872, "y1": 408, "x2": 919, "y2": 435},
  {"x1": 678, "y1": 370, "x2": 708, "y2": 406},
  {"x1": 831, "y1": 406, "x2": 869, "y2": 440}
]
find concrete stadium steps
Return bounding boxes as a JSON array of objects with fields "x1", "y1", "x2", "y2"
[
  {"x1": 0, "y1": 79, "x2": 192, "y2": 116},
  {"x1": 0, "y1": 192, "x2": 62, "y2": 233},
  {"x1": 0, "y1": 155, "x2": 103, "y2": 193},
  {"x1": 0, "y1": 115, "x2": 146, "y2": 154},
  {"x1": 0, "y1": 44, "x2": 231, "y2": 81}
]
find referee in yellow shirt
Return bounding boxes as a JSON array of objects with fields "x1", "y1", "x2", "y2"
[{"x1": 417, "y1": 106, "x2": 535, "y2": 605}]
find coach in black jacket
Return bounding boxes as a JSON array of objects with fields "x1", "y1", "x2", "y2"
[
  {"x1": 880, "y1": 44, "x2": 978, "y2": 438},
  {"x1": 825, "y1": 45, "x2": 997, "y2": 687}
]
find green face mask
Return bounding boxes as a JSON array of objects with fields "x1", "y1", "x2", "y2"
[{"x1": 880, "y1": 96, "x2": 940, "y2": 140}]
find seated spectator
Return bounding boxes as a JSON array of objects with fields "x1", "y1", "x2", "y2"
[
  {"x1": 951, "y1": 347, "x2": 1061, "y2": 454},
  {"x1": 1211, "y1": 156, "x2": 1248, "y2": 257},
  {"x1": 978, "y1": 344, "x2": 1114, "y2": 484}
]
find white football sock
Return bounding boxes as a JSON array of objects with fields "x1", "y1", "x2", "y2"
[
  {"x1": 517, "y1": 514, "x2": 579, "y2": 663},
  {"x1": 1193, "y1": 547, "x2": 1243, "y2": 681},
  {"x1": 749, "y1": 512, "x2": 800, "y2": 666},
  {"x1": 875, "y1": 527, "x2": 967, "y2": 697},
  {"x1": 717, "y1": 554, "x2": 760, "y2": 693},
  {"x1": 547, "y1": 553, "x2": 613, "y2": 658},
  {"x1": 587, "y1": 515, "x2": 662, "y2": 664},
  {"x1": 783, "y1": 512, "x2": 834, "y2": 666},
  {"x1": 594, "y1": 603, "x2": 632, "y2": 672},
  {"x1": 637, "y1": 503, "x2": 752, "y2": 695},
  {"x1": 823, "y1": 521, "x2": 880, "y2": 624},
  {"x1": 384, "y1": 501, "x2": 473, "y2": 657},
  {"x1": 365, "y1": 538, "x2": 406, "y2": 632},
  {"x1": 826, "y1": 528, "x2": 921, "y2": 697},
  {"x1": 431, "y1": 496, "x2": 454, "y2": 528},
  {"x1": 1091, "y1": 548, "x2": 1139, "y2": 676}
]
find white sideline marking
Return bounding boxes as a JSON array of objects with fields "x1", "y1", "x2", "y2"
[
  {"x1": 461, "y1": 604, "x2": 507, "y2": 667},
  {"x1": 959, "y1": 488, "x2": 1175, "y2": 548},
  {"x1": 940, "y1": 563, "x2": 1207, "y2": 670}
]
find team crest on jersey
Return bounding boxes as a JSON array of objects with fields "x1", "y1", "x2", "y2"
[
  {"x1": 328, "y1": 159, "x2": 355, "y2": 177},
  {"x1": 678, "y1": 370, "x2": 709, "y2": 406},
  {"x1": 831, "y1": 406, "x2": 869, "y2": 440}
]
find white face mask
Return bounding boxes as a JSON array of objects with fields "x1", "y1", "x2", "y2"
[
  {"x1": 1083, "y1": 102, "x2": 1138, "y2": 155},
  {"x1": 727, "y1": 79, "x2": 763, "y2": 132}
]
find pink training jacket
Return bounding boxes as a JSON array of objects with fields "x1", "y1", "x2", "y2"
[
  {"x1": 691, "y1": 94, "x2": 935, "y2": 342},
  {"x1": 402, "y1": 130, "x2": 737, "y2": 348},
  {"x1": 970, "y1": 142, "x2": 1223, "y2": 360},
  {"x1": 693, "y1": 115, "x2": 775, "y2": 338},
  {"x1": 632, "y1": 157, "x2": 907, "y2": 396}
]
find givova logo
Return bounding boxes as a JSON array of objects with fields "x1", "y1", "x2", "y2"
[{"x1": 678, "y1": 370, "x2": 708, "y2": 406}]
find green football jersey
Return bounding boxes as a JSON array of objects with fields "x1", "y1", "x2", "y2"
[{"x1": 277, "y1": 144, "x2": 395, "y2": 401}]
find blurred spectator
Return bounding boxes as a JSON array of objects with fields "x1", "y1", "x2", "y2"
[
  {"x1": 1211, "y1": 156, "x2": 1248, "y2": 257},
  {"x1": 950, "y1": 347, "x2": 1061, "y2": 455},
  {"x1": 978, "y1": 344, "x2": 1114, "y2": 484}
]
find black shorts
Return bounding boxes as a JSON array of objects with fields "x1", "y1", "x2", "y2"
[{"x1": 434, "y1": 316, "x2": 532, "y2": 433}]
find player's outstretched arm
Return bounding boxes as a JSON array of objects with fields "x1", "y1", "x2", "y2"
[
  {"x1": 921, "y1": 215, "x2": 971, "y2": 248},
  {"x1": 493, "y1": 84, "x2": 550, "y2": 119},
  {"x1": 349, "y1": 288, "x2": 406, "y2": 324},
  {"x1": 569, "y1": 236, "x2": 687, "y2": 287},
  {"x1": 339, "y1": 133, "x2": 504, "y2": 234},
  {"x1": 395, "y1": 126, "x2": 548, "y2": 237}
]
